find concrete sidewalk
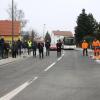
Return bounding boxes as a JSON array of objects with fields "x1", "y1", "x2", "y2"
[
  {"x1": 0, "y1": 48, "x2": 46, "y2": 66},
  {"x1": 0, "y1": 53, "x2": 32, "y2": 66}
]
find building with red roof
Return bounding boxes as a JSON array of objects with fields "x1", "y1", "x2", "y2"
[
  {"x1": 51, "y1": 30, "x2": 74, "y2": 44},
  {"x1": 0, "y1": 20, "x2": 21, "y2": 41}
]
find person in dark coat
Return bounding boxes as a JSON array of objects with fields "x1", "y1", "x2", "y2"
[
  {"x1": 56, "y1": 40, "x2": 62, "y2": 57},
  {"x1": 22, "y1": 40, "x2": 28, "y2": 56},
  {"x1": 12, "y1": 41, "x2": 17, "y2": 58},
  {"x1": 4, "y1": 42, "x2": 10, "y2": 58},
  {"x1": 17, "y1": 39, "x2": 22, "y2": 56},
  {"x1": 0, "y1": 38, "x2": 5, "y2": 59},
  {"x1": 38, "y1": 42, "x2": 44, "y2": 59},
  {"x1": 32, "y1": 41, "x2": 37, "y2": 57},
  {"x1": 45, "y1": 40, "x2": 50, "y2": 56}
]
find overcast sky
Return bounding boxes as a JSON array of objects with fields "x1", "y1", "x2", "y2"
[{"x1": 0, "y1": 0, "x2": 100, "y2": 35}]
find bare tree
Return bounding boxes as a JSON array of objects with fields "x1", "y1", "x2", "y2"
[{"x1": 7, "y1": 2, "x2": 27, "y2": 30}]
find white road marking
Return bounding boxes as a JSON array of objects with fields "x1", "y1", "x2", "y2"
[
  {"x1": 0, "y1": 77, "x2": 38, "y2": 100},
  {"x1": 57, "y1": 56, "x2": 62, "y2": 61},
  {"x1": 44, "y1": 62, "x2": 56, "y2": 71},
  {"x1": 57, "y1": 54, "x2": 64, "y2": 61},
  {"x1": 44, "y1": 53, "x2": 65, "y2": 72},
  {"x1": 0, "y1": 53, "x2": 65, "y2": 100}
]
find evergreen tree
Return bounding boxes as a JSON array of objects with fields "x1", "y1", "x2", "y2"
[
  {"x1": 44, "y1": 31, "x2": 51, "y2": 43},
  {"x1": 95, "y1": 22, "x2": 100, "y2": 40},
  {"x1": 87, "y1": 13, "x2": 96, "y2": 35},
  {"x1": 75, "y1": 9, "x2": 97, "y2": 45}
]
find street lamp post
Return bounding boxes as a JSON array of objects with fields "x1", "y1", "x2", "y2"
[
  {"x1": 12, "y1": 0, "x2": 14, "y2": 43},
  {"x1": 43, "y1": 24, "x2": 46, "y2": 38}
]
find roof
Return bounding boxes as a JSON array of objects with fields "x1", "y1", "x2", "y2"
[
  {"x1": 0, "y1": 20, "x2": 21, "y2": 36},
  {"x1": 52, "y1": 30, "x2": 73, "y2": 37}
]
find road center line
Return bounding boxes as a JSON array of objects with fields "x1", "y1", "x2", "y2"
[
  {"x1": 57, "y1": 56, "x2": 62, "y2": 61},
  {"x1": 44, "y1": 54, "x2": 65, "y2": 72},
  {"x1": 0, "y1": 54, "x2": 65, "y2": 100},
  {"x1": 44, "y1": 62, "x2": 56, "y2": 71},
  {"x1": 0, "y1": 77, "x2": 38, "y2": 100}
]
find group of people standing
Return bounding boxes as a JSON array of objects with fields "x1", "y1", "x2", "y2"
[
  {"x1": 32, "y1": 39, "x2": 62, "y2": 59},
  {"x1": 0, "y1": 37, "x2": 63, "y2": 59},
  {"x1": 81, "y1": 38, "x2": 100, "y2": 56}
]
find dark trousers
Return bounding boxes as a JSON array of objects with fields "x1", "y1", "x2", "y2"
[
  {"x1": 5, "y1": 50, "x2": 9, "y2": 58},
  {"x1": 12, "y1": 50, "x2": 16, "y2": 58},
  {"x1": 0, "y1": 49, "x2": 4, "y2": 58},
  {"x1": 46, "y1": 48, "x2": 50, "y2": 56},
  {"x1": 28, "y1": 47, "x2": 31, "y2": 55},
  {"x1": 33, "y1": 49, "x2": 36, "y2": 57},
  {"x1": 83, "y1": 49, "x2": 88, "y2": 56},
  {"x1": 39, "y1": 50, "x2": 44, "y2": 58}
]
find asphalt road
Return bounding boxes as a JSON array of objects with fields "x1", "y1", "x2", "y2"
[{"x1": 0, "y1": 50, "x2": 100, "y2": 100}]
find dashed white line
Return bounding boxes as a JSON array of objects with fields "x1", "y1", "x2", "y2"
[
  {"x1": 57, "y1": 54, "x2": 64, "y2": 61},
  {"x1": 57, "y1": 56, "x2": 62, "y2": 61},
  {"x1": 0, "y1": 77, "x2": 38, "y2": 100},
  {"x1": 44, "y1": 53, "x2": 65, "y2": 72},
  {"x1": 0, "y1": 53, "x2": 65, "y2": 100},
  {"x1": 44, "y1": 62, "x2": 56, "y2": 71}
]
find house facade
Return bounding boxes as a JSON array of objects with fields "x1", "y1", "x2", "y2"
[
  {"x1": 51, "y1": 30, "x2": 74, "y2": 44},
  {"x1": 0, "y1": 20, "x2": 21, "y2": 42}
]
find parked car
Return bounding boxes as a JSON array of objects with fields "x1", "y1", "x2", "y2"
[{"x1": 50, "y1": 44, "x2": 57, "y2": 51}]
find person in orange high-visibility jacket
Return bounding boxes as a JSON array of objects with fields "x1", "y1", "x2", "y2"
[
  {"x1": 92, "y1": 39, "x2": 99, "y2": 56},
  {"x1": 96, "y1": 40, "x2": 100, "y2": 56},
  {"x1": 82, "y1": 40, "x2": 89, "y2": 56},
  {"x1": 99, "y1": 40, "x2": 100, "y2": 56}
]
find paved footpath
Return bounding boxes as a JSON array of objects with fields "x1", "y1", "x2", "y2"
[
  {"x1": 0, "y1": 52, "x2": 33, "y2": 66},
  {"x1": 0, "y1": 48, "x2": 46, "y2": 66}
]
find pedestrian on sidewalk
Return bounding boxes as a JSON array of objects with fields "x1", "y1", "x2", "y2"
[
  {"x1": 38, "y1": 42, "x2": 44, "y2": 59},
  {"x1": 22, "y1": 40, "x2": 28, "y2": 56},
  {"x1": 56, "y1": 39, "x2": 62, "y2": 57},
  {"x1": 0, "y1": 38, "x2": 5, "y2": 59},
  {"x1": 17, "y1": 39, "x2": 22, "y2": 56},
  {"x1": 81, "y1": 40, "x2": 88, "y2": 56},
  {"x1": 12, "y1": 41, "x2": 17, "y2": 58},
  {"x1": 32, "y1": 40, "x2": 37, "y2": 57},
  {"x1": 45, "y1": 40, "x2": 50, "y2": 56},
  {"x1": 27, "y1": 40, "x2": 32, "y2": 55},
  {"x1": 4, "y1": 42, "x2": 10, "y2": 58}
]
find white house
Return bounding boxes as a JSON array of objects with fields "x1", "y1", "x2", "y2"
[{"x1": 51, "y1": 30, "x2": 74, "y2": 44}]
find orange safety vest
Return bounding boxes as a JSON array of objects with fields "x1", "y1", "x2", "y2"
[
  {"x1": 82, "y1": 42, "x2": 88, "y2": 49},
  {"x1": 92, "y1": 41, "x2": 99, "y2": 47}
]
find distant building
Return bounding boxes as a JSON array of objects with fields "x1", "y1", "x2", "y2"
[
  {"x1": 51, "y1": 30, "x2": 73, "y2": 44},
  {"x1": 0, "y1": 20, "x2": 21, "y2": 42}
]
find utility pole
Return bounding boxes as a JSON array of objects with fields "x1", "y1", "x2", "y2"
[
  {"x1": 12, "y1": 0, "x2": 14, "y2": 43},
  {"x1": 43, "y1": 24, "x2": 46, "y2": 39},
  {"x1": 31, "y1": 30, "x2": 34, "y2": 43}
]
